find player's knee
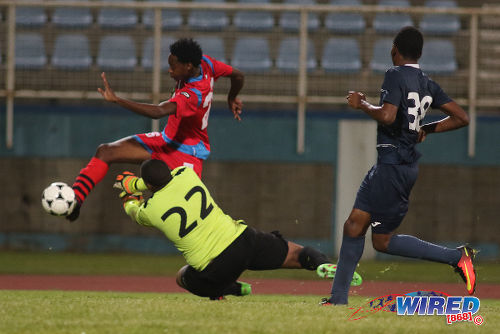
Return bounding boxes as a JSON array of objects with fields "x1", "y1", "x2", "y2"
[
  {"x1": 372, "y1": 235, "x2": 390, "y2": 253},
  {"x1": 176, "y1": 265, "x2": 189, "y2": 289},
  {"x1": 344, "y1": 220, "x2": 364, "y2": 238}
]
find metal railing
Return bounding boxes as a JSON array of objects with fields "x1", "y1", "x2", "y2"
[{"x1": 2, "y1": 1, "x2": 500, "y2": 156}]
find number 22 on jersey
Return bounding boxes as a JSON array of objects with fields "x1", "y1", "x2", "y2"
[{"x1": 407, "y1": 92, "x2": 432, "y2": 132}]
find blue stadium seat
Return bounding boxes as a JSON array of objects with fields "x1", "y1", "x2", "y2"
[
  {"x1": 420, "y1": 39, "x2": 457, "y2": 74},
  {"x1": 52, "y1": 0, "x2": 93, "y2": 28},
  {"x1": 187, "y1": 0, "x2": 229, "y2": 31},
  {"x1": 276, "y1": 37, "x2": 317, "y2": 73},
  {"x1": 233, "y1": 0, "x2": 274, "y2": 31},
  {"x1": 370, "y1": 38, "x2": 393, "y2": 73},
  {"x1": 51, "y1": 34, "x2": 92, "y2": 70},
  {"x1": 419, "y1": 0, "x2": 460, "y2": 35},
  {"x1": 142, "y1": 0, "x2": 183, "y2": 30},
  {"x1": 321, "y1": 38, "x2": 361, "y2": 73},
  {"x1": 141, "y1": 36, "x2": 175, "y2": 70},
  {"x1": 324, "y1": 0, "x2": 366, "y2": 34},
  {"x1": 196, "y1": 36, "x2": 227, "y2": 63},
  {"x1": 373, "y1": 0, "x2": 413, "y2": 34},
  {"x1": 279, "y1": 0, "x2": 320, "y2": 32},
  {"x1": 16, "y1": 6, "x2": 47, "y2": 27},
  {"x1": 97, "y1": 0, "x2": 138, "y2": 29},
  {"x1": 15, "y1": 33, "x2": 47, "y2": 69},
  {"x1": 231, "y1": 37, "x2": 272, "y2": 73},
  {"x1": 97, "y1": 35, "x2": 137, "y2": 71}
]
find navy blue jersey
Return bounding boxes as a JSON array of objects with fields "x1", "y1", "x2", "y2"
[{"x1": 377, "y1": 65, "x2": 452, "y2": 164}]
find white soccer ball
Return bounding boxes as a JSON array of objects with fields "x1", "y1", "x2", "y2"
[{"x1": 41, "y1": 182, "x2": 76, "y2": 216}]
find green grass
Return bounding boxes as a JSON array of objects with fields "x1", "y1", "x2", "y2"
[
  {"x1": 1, "y1": 251, "x2": 499, "y2": 284},
  {"x1": 0, "y1": 291, "x2": 497, "y2": 334}
]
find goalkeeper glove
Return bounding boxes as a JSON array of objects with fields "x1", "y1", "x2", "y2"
[
  {"x1": 114, "y1": 171, "x2": 145, "y2": 194},
  {"x1": 119, "y1": 191, "x2": 144, "y2": 205}
]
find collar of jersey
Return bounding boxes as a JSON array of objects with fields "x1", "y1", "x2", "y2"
[
  {"x1": 186, "y1": 65, "x2": 203, "y2": 84},
  {"x1": 404, "y1": 63, "x2": 420, "y2": 69}
]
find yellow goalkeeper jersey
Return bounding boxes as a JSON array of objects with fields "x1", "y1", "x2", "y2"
[{"x1": 124, "y1": 166, "x2": 247, "y2": 271}]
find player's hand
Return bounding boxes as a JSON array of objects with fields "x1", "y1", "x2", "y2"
[
  {"x1": 119, "y1": 191, "x2": 144, "y2": 204},
  {"x1": 97, "y1": 72, "x2": 119, "y2": 103},
  {"x1": 114, "y1": 171, "x2": 139, "y2": 194},
  {"x1": 346, "y1": 91, "x2": 366, "y2": 109},
  {"x1": 228, "y1": 97, "x2": 243, "y2": 121}
]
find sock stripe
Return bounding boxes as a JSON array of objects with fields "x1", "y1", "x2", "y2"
[
  {"x1": 75, "y1": 179, "x2": 92, "y2": 193},
  {"x1": 78, "y1": 173, "x2": 95, "y2": 187},
  {"x1": 72, "y1": 185, "x2": 86, "y2": 203}
]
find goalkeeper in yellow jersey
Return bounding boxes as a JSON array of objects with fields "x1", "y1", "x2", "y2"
[{"x1": 116, "y1": 159, "x2": 339, "y2": 300}]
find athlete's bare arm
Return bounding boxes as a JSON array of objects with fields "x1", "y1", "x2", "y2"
[
  {"x1": 98, "y1": 72, "x2": 176, "y2": 119},
  {"x1": 418, "y1": 101, "x2": 469, "y2": 143},
  {"x1": 226, "y1": 68, "x2": 244, "y2": 121},
  {"x1": 347, "y1": 91, "x2": 398, "y2": 125}
]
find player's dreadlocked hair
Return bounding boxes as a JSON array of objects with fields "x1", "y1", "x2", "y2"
[
  {"x1": 140, "y1": 159, "x2": 172, "y2": 189},
  {"x1": 393, "y1": 26, "x2": 423, "y2": 61},
  {"x1": 170, "y1": 38, "x2": 203, "y2": 67}
]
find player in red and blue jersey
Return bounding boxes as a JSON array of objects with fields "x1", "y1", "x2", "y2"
[
  {"x1": 65, "y1": 38, "x2": 244, "y2": 221},
  {"x1": 322, "y1": 27, "x2": 475, "y2": 306}
]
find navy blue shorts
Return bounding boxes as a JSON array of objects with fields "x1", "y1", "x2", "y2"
[{"x1": 354, "y1": 162, "x2": 418, "y2": 234}]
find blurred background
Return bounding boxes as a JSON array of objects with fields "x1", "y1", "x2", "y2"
[{"x1": 0, "y1": 0, "x2": 498, "y2": 261}]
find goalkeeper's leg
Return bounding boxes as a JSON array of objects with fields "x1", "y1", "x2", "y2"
[{"x1": 68, "y1": 137, "x2": 150, "y2": 221}]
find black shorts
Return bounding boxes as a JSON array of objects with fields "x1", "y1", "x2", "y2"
[
  {"x1": 354, "y1": 162, "x2": 418, "y2": 234},
  {"x1": 181, "y1": 226, "x2": 289, "y2": 297}
]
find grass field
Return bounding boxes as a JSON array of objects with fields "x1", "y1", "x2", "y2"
[{"x1": 1, "y1": 251, "x2": 498, "y2": 333}]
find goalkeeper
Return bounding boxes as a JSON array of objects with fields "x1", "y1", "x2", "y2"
[{"x1": 115, "y1": 159, "x2": 340, "y2": 300}]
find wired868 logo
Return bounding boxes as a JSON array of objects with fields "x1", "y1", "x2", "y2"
[{"x1": 396, "y1": 295, "x2": 483, "y2": 325}]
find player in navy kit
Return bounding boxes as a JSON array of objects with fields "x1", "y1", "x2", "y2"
[{"x1": 323, "y1": 27, "x2": 475, "y2": 305}]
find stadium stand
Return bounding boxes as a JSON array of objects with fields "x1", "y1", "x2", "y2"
[
  {"x1": 279, "y1": 0, "x2": 320, "y2": 32},
  {"x1": 324, "y1": 0, "x2": 366, "y2": 34},
  {"x1": 373, "y1": 0, "x2": 413, "y2": 34},
  {"x1": 196, "y1": 36, "x2": 227, "y2": 63},
  {"x1": 51, "y1": 34, "x2": 92, "y2": 70},
  {"x1": 276, "y1": 37, "x2": 317, "y2": 73},
  {"x1": 142, "y1": 0, "x2": 183, "y2": 31},
  {"x1": 15, "y1": 6, "x2": 47, "y2": 27},
  {"x1": 231, "y1": 37, "x2": 272, "y2": 72},
  {"x1": 321, "y1": 38, "x2": 361, "y2": 73},
  {"x1": 370, "y1": 38, "x2": 393, "y2": 73},
  {"x1": 97, "y1": 35, "x2": 137, "y2": 71},
  {"x1": 15, "y1": 33, "x2": 47, "y2": 69},
  {"x1": 233, "y1": 0, "x2": 275, "y2": 31},
  {"x1": 52, "y1": 0, "x2": 93, "y2": 28},
  {"x1": 419, "y1": 0, "x2": 460, "y2": 35},
  {"x1": 141, "y1": 36, "x2": 175, "y2": 70},
  {"x1": 419, "y1": 39, "x2": 457, "y2": 74},
  {"x1": 97, "y1": 0, "x2": 139, "y2": 29},
  {"x1": 187, "y1": 0, "x2": 230, "y2": 31}
]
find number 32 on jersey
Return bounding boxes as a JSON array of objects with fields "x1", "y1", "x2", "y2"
[{"x1": 407, "y1": 92, "x2": 432, "y2": 132}]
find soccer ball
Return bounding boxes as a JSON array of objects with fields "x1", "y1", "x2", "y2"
[{"x1": 41, "y1": 182, "x2": 76, "y2": 216}]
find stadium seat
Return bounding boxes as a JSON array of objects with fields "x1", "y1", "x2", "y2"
[
  {"x1": 141, "y1": 36, "x2": 175, "y2": 70},
  {"x1": 233, "y1": 0, "x2": 274, "y2": 32},
  {"x1": 142, "y1": 0, "x2": 183, "y2": 30},
  {"x1": 196, "y1": 36, "x2": 227, "y2": 63},
  {"x1": 420, "y1": 39, "x2": 457, "y2": 74},
  {"x1": 97, "y1": 0, "x2": 139, "y2": 29},
  {"x1": 321, "y1": 38, "x2": 361, "y2": 73},
  {"x1": 279, "y1": 0, "x2": 320, "y2": 32},
  {"x1": 419, "y1": 0, "x2": 460, "y2": 35},
  {"x1": 15, "y1": 33, "x2": 47, "y2": 69},
  {"x1": 15, "y1": 6, "x2": 47, "y2": 27},
  {"x1": 276, "y1": 37, "x2": 317, "y2": 73},
  {"x1": 51, "y1": 34, "x2": 92, "y2": 70},
  {"x1": 373, "y1": 0, "x2": 413, "y2": 34},
  {"x1": 370, "y1": 38, "x2": 394, "y2": 73},
  {"x1": 187, "y1": 0, "x2": 229, "y2": 31},
  {"x1": 324, "y1": 0, "x2": 366, "y2": 34},
  {"x1": 231, "y1": 37, "x2": 272, "y2": 73},
  {"x1": 97, "y1": 35, "x2": 137, "y2": 71},
  {"x1": 52, "y1": 0, "x2": 93, "y2": 28}
]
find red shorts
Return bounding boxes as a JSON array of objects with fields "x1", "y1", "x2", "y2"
[{"x1": 134, "y1": 132, "x2": 203, "y2": 177}]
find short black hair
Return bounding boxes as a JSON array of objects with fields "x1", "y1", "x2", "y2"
[
  {"x1": 140, "y1": 159, "x2": 171, "y2": 188},
  {"x1": 393, "y1": 26, "x2": 423, "y2": 61},
  {"x1": 169, "y1": 38, "x2": 203, "y2": 67}
]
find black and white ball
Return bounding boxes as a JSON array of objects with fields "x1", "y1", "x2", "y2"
[{"x1": 41, "y1": 182, "x2": 76, "y2": 216}]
